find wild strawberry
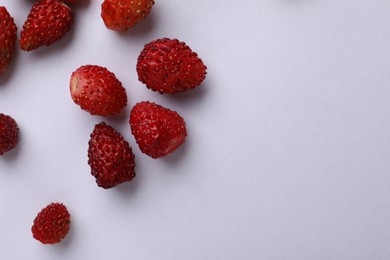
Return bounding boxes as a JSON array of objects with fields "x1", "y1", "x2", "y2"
[
  {"x1": 130, "y1": 101, "x2": 187, "y2": 158},
  {"x1": 70, "y1": 65, "x2": 127, "y2": 116},
  {"x1": 101, "y1": 0, "x2": 155, "y2": 32},
  {"x1": 0, "y1": 7, "x2": 17, "y2": 73},
  {"x1": 88, "y1": 122, "x2": 136, "y2": 189},
  {"x1": 0, "y1": 113, "x2": 19, "y2": 155},
  {"x1": 136, "y1": 38, "x2": 207, "y2": 94},
  {"x1": 19, "y1": 0, "x2": 73, "y2": 51},
  {"x1": 31, "y1": 203, "x2": 71, "y2": 244}
]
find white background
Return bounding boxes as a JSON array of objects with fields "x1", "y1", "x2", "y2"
[{"x1": 1, "y1": 0, "x2": 390, "y2": 259}]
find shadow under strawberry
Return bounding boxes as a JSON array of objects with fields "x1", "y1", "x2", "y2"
[
  {"x1": 102, "y1": 105, "x2": 132, "y2": 126},
  {"x1": 114, "y1": 176, "x2": 141, "y2": 199},
  {"x1": 69, "y1": 0, "x2": 91, "y2": 9},
  {"x1": 163, "y1": 80, "x2": 210, "y2": 108},
  {"x1": 160, "y1": 141, "x2": 188, "y2": 167}
]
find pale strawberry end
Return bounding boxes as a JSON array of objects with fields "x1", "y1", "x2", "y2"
[
  {"x1": 70, "y1": 74, "x2": 79, "y2": 95},
  {"x1": 165, "y1": 136, "x2": 184, "y2": 155}
]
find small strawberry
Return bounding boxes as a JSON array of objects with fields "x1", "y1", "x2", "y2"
[
  {"x1": 136, "y1": 38, "x2": 207, "y2": 94},
  {"x1": 31, "y1": 202, "x2": 71, "y2": 244},
  {"x1": 101, "y1": 0, "x2": 155, "y2": 32},
  {"x1": 88, "y1": 122, "x2": 136, "y2": 189},
  {"x1": 0, "y1": 113, "x2": 19, "y2": 155},
  {"x1": 19, "y1": 0, "x2": 73, "y2": 51},
  {"x1": 130, "y1": 101, "x2": 187, "y2": 158},
  {"x1": 0, "y1": 7, "x2": 17, "y2": 73},
  {"x1": 70, "y1": 65, "x2": 128, "y2": 116}
]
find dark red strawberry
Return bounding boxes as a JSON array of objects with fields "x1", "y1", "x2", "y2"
[
  {"x1": 19, "y1": 0, "x2": 73, "y2": 51},
  {"x1": 130, "y1": 101, "x2": 187, "y2": 158},
  {"x1": 31, "y1": 202, "x2": 71, "y2": 244},
  {"x1": 101, "y1": 0, "x2": 155, "y2": 32},
  {"x1": 70, "y1": 65, "x2": 128, "y2": 116},
  {"x1": 0, "y1": 113, "x2": 19, "y2": 155},
  {"x1": 0, "y1": 7, "x2": 17, "y2": 73},
  {"x1": 88, "y1": 122, "x2": 136, "y2": 189},
  {"x1": 136, "y1": 38, "x2": 207, "y2": 94}
]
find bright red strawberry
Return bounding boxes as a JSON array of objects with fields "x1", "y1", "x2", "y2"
[
  {"x1": 0, "y1": 113, "x2": 19, "y2": 155},
  {"x1": 101, "y1": 0, "x2": 155, "y2": 32},
  {"x1": 70, "y1": 65, "x2": 128, "y2": 116},
  {"x1": 130, "y1": 101, "x2": 187, "y2": 158},
  {"x1": 19, "y1": 0, "x2": 73, "y2": 51},
  {"x1": 31, "y1": 203, "x2": 71, "y2": 244},
  {"x1": 0, "y1": 7, "x2": 17, "y2": 73},
  {"x1": 136, "y1": 38, "x2": 207, "y2": 94},
  {"x1": 88, "y1": 122, "x2": 136, "y2": 189}
]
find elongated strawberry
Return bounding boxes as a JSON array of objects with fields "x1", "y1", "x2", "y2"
[
  {"x1": 130, "y1": 101, "x2": 187, "y2": 158},
  {"x1": 0, "y1": 7, "x2": 17, "y2": 73},
  {"x1": 19, "y1": 0, "x2": 73, "y2": 51},
  {"x1": 137, "y1": 38, "x2": 207, "y2": 94},
  {"x1": 88, "y1": 122, "x2": 136, "y2": 189},
  {"x1": 70, "y1": 65, "x2": 128, "y2": 116},
  {"x1": 0, "y1": 113, "x2": 19, "y2": 155},
  {"x1": 101, "y1": 0, "x2": 155, "y2": 32},
  {"x1": 31, "y1": 203, "x2": 71, "y2": 244}
]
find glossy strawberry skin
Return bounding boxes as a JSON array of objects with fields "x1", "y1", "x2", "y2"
[
  {"x1": 0, "y1": 7, "x2": 17, "y2": 73},
  {"x1": 19, "y1": 0, "x2": 73, "y2": 51},
  {"x1": 88, "y1": 122, "x2": 136, "y2": 189},
  {"x1": 101, "y1": 0, "x2": 155, "y2": 32},
  {"x1": 130, "y1": 101, "x2": 187, "y2": 159},
  {"x1": 136, "y1": 38, "x2": 207, "y2": 94},
  {"x1": 70, "y1": 65, "x2": 128, "y2": 116},
  {"x1": 0, "y1": 113, "x2": 19, "y2": 155},
  {"x1": 31, "y1": 203, "x2": 71, "y2": 244}
]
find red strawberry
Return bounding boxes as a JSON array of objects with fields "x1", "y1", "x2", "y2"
[
  {"x1": 0, "y1": 113, "x2": 19, "y2": 155},
  {"x1": 136, "y1": 38, "x2": 207, "y2": 94},
  {"x1": 0, "y1": 7, "x2": 17, "y2": 73},
  {"x1": 101, "y1": 0, "x2": 155, "y2": 32},
  {"x1": 31, "y1": 203, "x2": 71, "y2": 244},
  {"x1": 130, "y1": 101, "x2": 187, "y2": 158},
  {"x1": 88, "y1": 122, "x2": 136, "y2": 189},
  {"x1": 19, "y1": 0, "x2": 73, "y2": 51},
  {"x1": 70, "y1": 65, "x2": 127, "y2": 116}
]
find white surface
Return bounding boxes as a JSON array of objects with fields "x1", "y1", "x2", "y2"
[{"x1": 1, "y1": 0, "x2": 390, "y2": 259}]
